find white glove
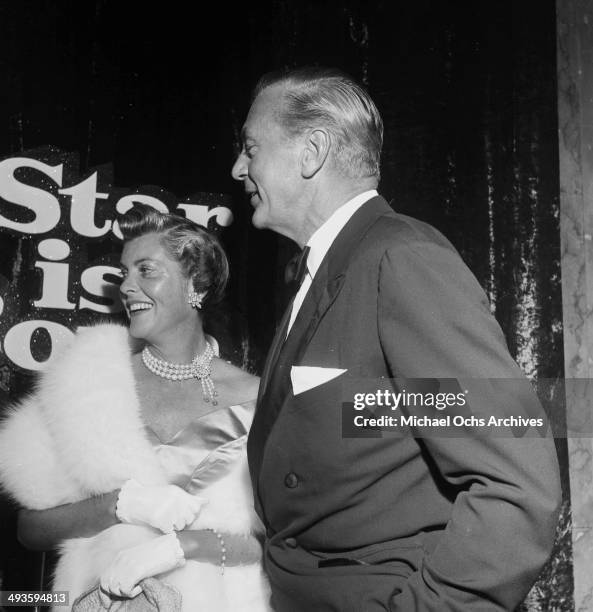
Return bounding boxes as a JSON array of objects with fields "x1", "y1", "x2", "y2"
[
  {"x1": 116, "y1": 479, "x2": 206, "y2": 533},
  {"x1": 100, "y1": 533, "x2": 185, "y2": 600}
]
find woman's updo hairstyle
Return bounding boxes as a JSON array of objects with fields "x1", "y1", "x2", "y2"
[{"x1": 118, "y1": 203, "x2": 229, "y2": 307}]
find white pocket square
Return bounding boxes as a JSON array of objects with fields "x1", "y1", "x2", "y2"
[{"x1": 290, "y1": 366, "x2": 347, "y2": 396}]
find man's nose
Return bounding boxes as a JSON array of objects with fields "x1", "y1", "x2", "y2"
[{"x1": 231, "y1": 152, "x2": 247, "y2": 181}]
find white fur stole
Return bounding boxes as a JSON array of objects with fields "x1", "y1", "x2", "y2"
[{"x1": 0, "y1": 324, "x2": 270, "y2": 611}]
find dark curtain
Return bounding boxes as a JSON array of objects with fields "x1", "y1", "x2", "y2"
[{"x1": 0, "y1": 1, "x2": 571, "y2": 609}]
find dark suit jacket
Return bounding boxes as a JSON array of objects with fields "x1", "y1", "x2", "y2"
[{"x1": 247, "y1": 196, "x2": 561, "y2": 611}]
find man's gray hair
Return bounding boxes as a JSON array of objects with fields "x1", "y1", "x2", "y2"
[{"x1": 254, "y1": 67, "x2": 383, "y2": 180}]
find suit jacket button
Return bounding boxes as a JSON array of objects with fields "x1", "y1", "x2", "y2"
[
  {"x1": 284, "y1": 472, "x2": 299, "y2": 488},
  {"x1": 285, "y1": 537, "x2": 298, "y2": 548}
]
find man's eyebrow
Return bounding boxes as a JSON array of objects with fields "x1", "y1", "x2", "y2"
[{"x1": 240, "y1": 126, "x2": 255, "y2": 143}]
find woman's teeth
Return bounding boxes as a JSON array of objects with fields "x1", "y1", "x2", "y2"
[{"x1": 129, "y1": 303, "x2": 152, "y2": 312}]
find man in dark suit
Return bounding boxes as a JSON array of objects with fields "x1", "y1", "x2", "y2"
[{"x1": 232, "y1": 67, "x2": 561, "y2": 611}]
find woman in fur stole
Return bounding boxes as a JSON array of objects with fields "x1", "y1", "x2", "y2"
[{"x1": 0, "y1": 204, "x2": 271, "y2": 610}]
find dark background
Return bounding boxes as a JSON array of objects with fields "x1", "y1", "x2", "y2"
[{"x1": 0, "y1": 1, "x2": 572, "y2": 609}]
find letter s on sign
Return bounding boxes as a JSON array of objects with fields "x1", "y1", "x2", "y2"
[
  {"x1": 79, "y1": 266, "x2": 124, "y2": 314},
  {"x1": 0, "y1": 158, "x2": 63, "y2": 234}
]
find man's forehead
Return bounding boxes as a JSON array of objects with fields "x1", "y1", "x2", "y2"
[
  {"x1": 240, "y1": 125, "x2": 251, "y2": 141},
  {"x1": 246, "y1": 85, "x2": 286, "y2": 124}
]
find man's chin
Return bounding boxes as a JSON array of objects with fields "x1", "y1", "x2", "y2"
[{"x1": 251, "y1": 209, "x2": 268, "y2": 229}]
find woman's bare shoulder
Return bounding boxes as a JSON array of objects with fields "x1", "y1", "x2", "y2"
[{"x1": 215, "y1": 359, "x2": 260, "y2": 403}]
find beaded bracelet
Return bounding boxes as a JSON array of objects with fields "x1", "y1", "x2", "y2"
[{"x1": 207, "y1": 528, "x2": 226, "y2": 575}]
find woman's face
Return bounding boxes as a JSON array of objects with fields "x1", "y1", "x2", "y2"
[{"x1": 119, "y1": 232, "x2": 196, "y2": 343}]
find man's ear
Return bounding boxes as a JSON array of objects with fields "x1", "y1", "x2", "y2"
[{"x1": 301, "y1": 129, "x2": 330, "y2": 178}]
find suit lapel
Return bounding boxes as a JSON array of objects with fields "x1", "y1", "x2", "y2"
[
  {"x1": 262, "y1": 262, "x2": 342, "y2": 418},
  {"x1": 271, "y1": 195, "x2": 391, "y2": 393},
  {"x1": 249, "y1": 196, "x2": 393, "y2": 489},
  {"x1": 257, "y1": 294, "x2": 295, "y2": 403}
]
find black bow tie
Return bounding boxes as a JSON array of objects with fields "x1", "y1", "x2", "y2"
[{"x1": 284, "y1": 246, "x2": 311, "y2": 290}]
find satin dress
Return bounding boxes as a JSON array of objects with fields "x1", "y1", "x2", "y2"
[
  {"x1": 143, "y1": 400, "x2": 271, "y2": 611},
  {"x1": 144, "y1": 401, "x2": 254, "y2": 495}
]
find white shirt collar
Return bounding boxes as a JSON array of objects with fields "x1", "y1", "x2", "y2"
[{"x1": 305, "y1": 190, "x2": 378, "y2": 278}]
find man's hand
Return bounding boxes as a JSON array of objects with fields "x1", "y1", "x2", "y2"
[
  {"x1": 99, "y1": 533, "x2": 186, "y2": 600},
  {"x1": 116, "y1": 479, "x2": 206, "y2": 533}
]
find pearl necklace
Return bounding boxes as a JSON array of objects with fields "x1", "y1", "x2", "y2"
[{"x1": 141, "y1": 342, "x2": 218, "y2": 405}]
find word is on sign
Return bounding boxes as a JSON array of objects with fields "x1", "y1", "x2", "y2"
[{"x1": 0, "y1": 146, "x2": 234, "y2": 373}]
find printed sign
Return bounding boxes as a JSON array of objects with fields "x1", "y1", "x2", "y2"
[{"x1": 0, "y1": 146, "x2": 233, "y2": 376}]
